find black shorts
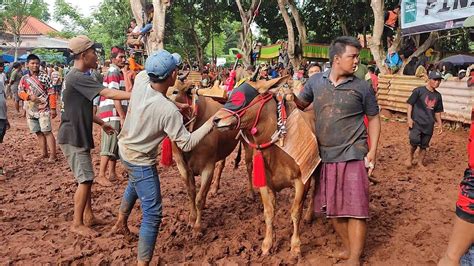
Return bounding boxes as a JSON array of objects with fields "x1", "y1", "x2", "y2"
[
  {"x1": 409, "y1": 127, "x2": 432, "y2": 149},
  {"x1": 0, "y1": 119, "x2": 6, "y2": 143}
]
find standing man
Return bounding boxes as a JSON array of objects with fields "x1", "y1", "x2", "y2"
[
  {"x1": 8, "y1": 62, "x2": 23, "y2": 116},
  {"x1": 58, "y1": 35, "x2": 131, "y2": 237},
  {"x1": 50, "y1": 65, "x2": 62, "y2": 99},
  {"x1": 110, "y1": 50, "x2": 215, "y2": 265},
  {"x1": 405, "y1": 71, "x2": 444, "y2": 168},
  {"x1": 0, "y1": 61, "x2": 10, "y2": 181},
  {"x1": 18, "y1": 54, "x2": 57, "y2": 162},
  {"x1": 96, "y1": 46, "x2": 128, "y2": 187},
  {"x1": 295, "y1": 36, "x2": 381, "y2": 265}
]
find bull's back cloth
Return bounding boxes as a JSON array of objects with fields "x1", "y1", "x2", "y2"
[{"x1": 276, "y1": 109, "x2": 320, "y2": 184}]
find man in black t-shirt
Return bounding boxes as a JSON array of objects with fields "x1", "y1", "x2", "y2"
[
  {"x1": 58, "y1": 35, "x2": 131, "y2": 237},
  {"x1": 405, "y1": 71, "x2": 444, "y2": 168}
]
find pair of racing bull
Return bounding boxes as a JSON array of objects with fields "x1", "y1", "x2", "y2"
[{"x1": 167, "y1": 74, "x2": 319, "y2": 257}]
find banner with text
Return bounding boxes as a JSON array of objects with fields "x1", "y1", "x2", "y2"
[{"x1": 401, "y1": 0, "x2": 474, "y2": 35}]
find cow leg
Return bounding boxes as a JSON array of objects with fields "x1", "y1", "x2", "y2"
[
  {"x1": 304, "y1": 176, "x2": 315, "y2": 224},
  {"x1": 194, "y1": 163, "x2": 215, "y2": 235},
  {"x1": 259, "y1": 186, "x2": 275, "y2": 255},
  {"x1": 244, "y1": 146, "x2": 255, "y2": 200},
  {"x1": 174, "y1": 154, "x2": 197, "y2": 226},
  {"x1": 209, "y1": 159, "x2": 225, "y2": 196},
  {"x1": 290, "y1": 178, "x2": 305, "y2": 257}
]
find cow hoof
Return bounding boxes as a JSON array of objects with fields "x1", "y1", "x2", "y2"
[
  {"x1": 209, "y1": 188, "x2": 218, "y2": 197},
  {"x1": 261, "y1": 239, "x2": 272, "y2": 256},
  {"x1": 290, "y1": 246, "x2": 301, "y2": 258},
  {"x1": 192, "y1": 227, "x2": 203, "y2": 238},
  {"x1": 303, "y1": 214, "x2": 314, "y2": 224},
  {"x1": 246, "y1": 191, "x2": 255, "y2": 200}
]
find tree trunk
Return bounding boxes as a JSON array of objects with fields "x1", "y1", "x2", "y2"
[
  {"x1": 130, "y1": 0, "x2": 145, "y2": 27},
  {"x1": 236, "y1": 0, "x2": 258, "y2": 67},
  {"x1": 144, "y1": 0, "x2": 170, "y2": 54},
  {"x1": 340, "y1": 20, "x2": 350, "y2": 36},
  {"x1": 14, "y1": 35, "x2": 20, "y2": 61},
  {"x1": 399, "y1": 32, "x2": 438, "y2": 74},
  {"x1": 369, "y1": 0, "x2": 386, "y2": 74},
  {"x1": 278, "y1": 0, "x2": 299, "y2": 69},
  {"x1": 288, "y1": 0, "x2": 306, "y2": 65}
]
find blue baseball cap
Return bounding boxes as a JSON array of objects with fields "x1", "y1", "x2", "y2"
[{"x1": 145, "y1": 50, "x2": 182, "y2": 80}]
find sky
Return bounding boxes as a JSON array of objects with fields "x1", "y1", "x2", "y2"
[{"x1": 44, "y1": 0, "x2": 101, "y2": 30}]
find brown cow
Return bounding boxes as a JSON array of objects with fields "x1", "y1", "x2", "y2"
[
  {"x1": 212, "y1": 76, "x2": 317, "y2": 256},
  {"x1": 168, "y1": 80, "x2": 254, "y2": 235}
]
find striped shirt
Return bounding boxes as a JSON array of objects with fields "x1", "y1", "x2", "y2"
[
  {"x1": 97, "y1": 64, "x2": 128, "y2": 122},
  {"x1": 18, "y1": 71, "x2": 54, "y2": 119}
]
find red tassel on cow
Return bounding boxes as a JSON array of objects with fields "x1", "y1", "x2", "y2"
[
  {"x1": 160, "y1": 137, "x2": 173, "y2": 167},
  {"x1": 252, "y1": 150, "x2": 266, "y2": 187}
]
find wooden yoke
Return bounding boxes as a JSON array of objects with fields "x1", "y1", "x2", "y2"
[{"x1": 192, "y1": 80, "x2": 227, "y2": 100}]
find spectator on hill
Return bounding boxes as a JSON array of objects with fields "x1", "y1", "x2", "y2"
[
  {"x1": 403, "y1": 57, "x2": 418, "y2": 76},
  {"x1": 383, "y1": 5, "x2": 400, "y2": 49},
  {"x1": 385, "y1": 48, "x2": 402, "y2": 74}
]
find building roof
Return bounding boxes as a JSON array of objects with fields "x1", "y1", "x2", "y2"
[
  {"x1": 4, "y1": 16, "x2": 58, "y2": 36},
  {"x1": 20, "y1": 16, "x2": 58, "y2": 35}
]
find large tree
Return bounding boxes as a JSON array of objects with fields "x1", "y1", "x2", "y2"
[
  {"x1": 277, "y1": 0, "x2": 306, "y2": 68},
  {"x1": 130, "y1": 0, "x2": 171, "y2": 54},
  {"x1": 235, "y1": 0, "x2": 260, "y2": 67}
]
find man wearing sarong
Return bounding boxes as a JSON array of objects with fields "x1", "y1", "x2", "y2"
[{"x1": 295, "y1": 36, "x2": 381, "y2": 265}]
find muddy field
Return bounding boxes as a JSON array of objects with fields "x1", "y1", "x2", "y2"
[{"x1": 0, "y1": 100, "x2": 467, "y2": 265}]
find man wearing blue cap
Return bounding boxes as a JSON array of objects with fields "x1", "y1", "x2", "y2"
[
  {"x1": 111, "y1": 49, "x2": 215, "y2": 265},
  {"x1": 405, "y1": 70, "x2": 444, "y2": 168}
]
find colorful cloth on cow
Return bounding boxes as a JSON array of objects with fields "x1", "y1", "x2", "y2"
[
  {"x1": 223, "y1": 82, "x2": 259, "y2": 111},
  {"x1": 97, "y1": 64, "x2": 127, "y2": 122},
  {"x1": 299, "y1": 70, "x2": 379, "y2": 163},
  {"x1": 18, "y1": 71, "x2": 55, "y2": 119},
  {"x1": 314, "y1": 160, "x2": 369, "y2": 218}
]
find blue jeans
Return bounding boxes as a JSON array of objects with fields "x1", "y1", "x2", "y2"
[
  {"x1": 120, "y1": 161, "x2": 162, "y2": 262},
  {"x1": 140, "y1": 23, "x2": 152, "y2": 35},
  {"x1": 461, "y1": 244, "x2": 474, "y2": 266}
]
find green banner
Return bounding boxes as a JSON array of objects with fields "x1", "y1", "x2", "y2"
[
  {"x1": 303, "y1": 43, "x2": 373, "y2": 62},
  {"x1": 259, "y1": 44, "x2": 282, "y2": 59}
]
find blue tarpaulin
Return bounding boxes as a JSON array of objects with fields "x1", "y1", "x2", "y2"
[{"x1": 1, "y1": 54, "x2": 15, "y2": 63}]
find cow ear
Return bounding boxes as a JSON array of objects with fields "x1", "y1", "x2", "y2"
[{"x1": 249, "y1": 75, "x2": 290, "y2": 93}]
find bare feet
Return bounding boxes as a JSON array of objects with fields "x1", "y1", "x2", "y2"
[
  {"x1": 70, "y1": 224, "x2": 99, "y2": 237},
  {"x1": 336, "y1": 259, "x2": 361, "y2": 266},
  {"x1": 84, "y1": 216, "x2": 107, "y2": 227},
  {"x1": 404, "y1": 158, "x2": 414, "y2": 168},
  {"x1": 108, "y1": 175, "x2": 117, "y2": 182},
  {"x1": 327, "y1": 249, "x2": 350, "y2": 260},
  {"x1": 33, "y1": 155, "x2": 49, "y2": 163},
  {"x1": 96, "y1": 176, "x2": 113, "y2": 187},
  {"x1": 110, "y1": 222, "x2": 131, "y2": 236}
]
